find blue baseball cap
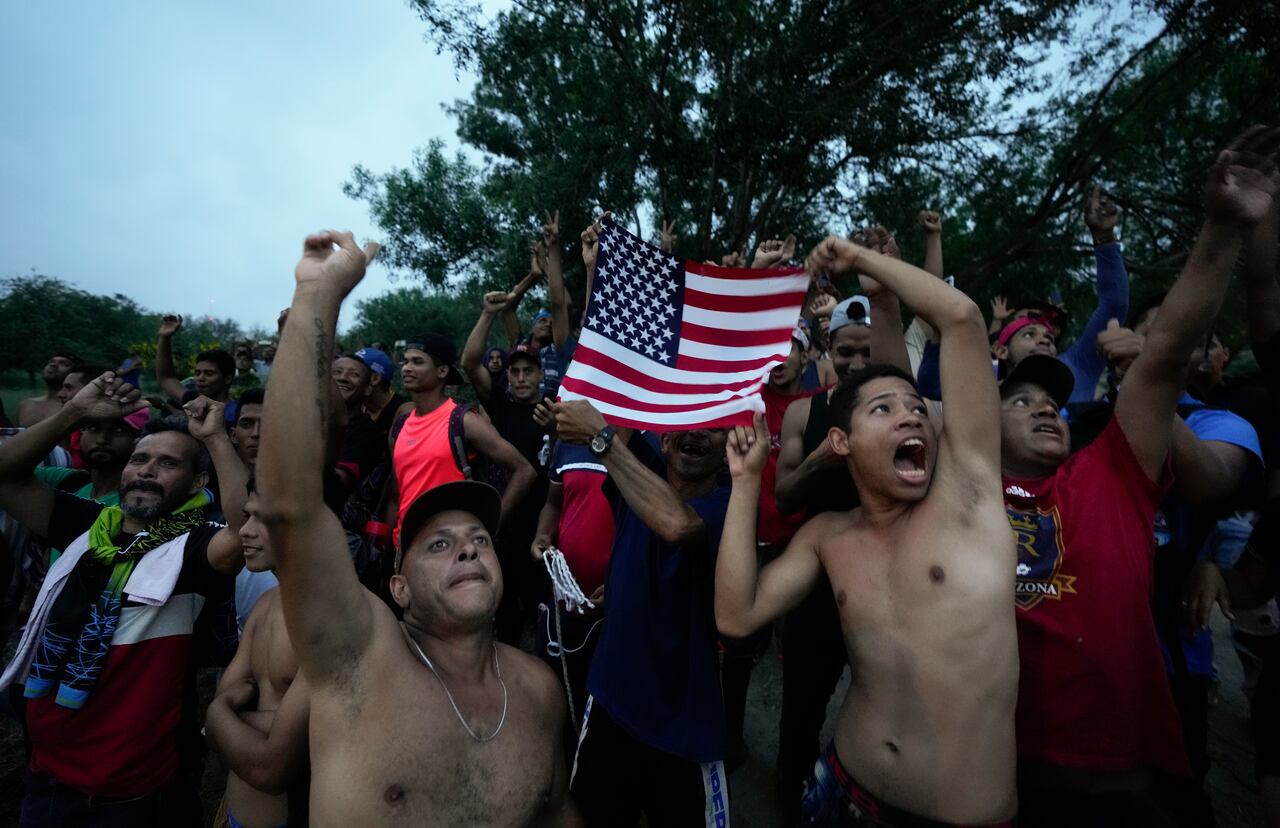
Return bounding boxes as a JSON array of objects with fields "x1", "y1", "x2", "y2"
[
  {"x1": 354, "y1": 347, "x2": 395, "y2": 382},
  {"x1": 533, "y1": 309, "x2": 552, "y2": 323}
]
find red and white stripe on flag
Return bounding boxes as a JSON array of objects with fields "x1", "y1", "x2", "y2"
[{"x1": 558, "y1": 219, "x2": 809, "y2": 431}]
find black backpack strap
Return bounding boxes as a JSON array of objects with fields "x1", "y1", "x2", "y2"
[{"x1": 449, "y1": 403, "x2": 473, "y2": 480}]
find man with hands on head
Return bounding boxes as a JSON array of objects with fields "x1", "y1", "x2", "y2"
[
  {"x1": 257, "y1": 229, "x2": 578, "y2": 827},
  {"x1": 0, "y1": 372, "x2": 249, "y2": 827},
  {"x1": 717, "y1": 238, "x2": 1019, "y2": 826}
]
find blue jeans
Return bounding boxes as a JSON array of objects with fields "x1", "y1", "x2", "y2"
[{"x1": 19, "y1": 771, "x2": 186, "y2": 828}]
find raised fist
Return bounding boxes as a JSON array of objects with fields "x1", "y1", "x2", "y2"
[
  {"x1": 1205, "y1": 126, "x2": 1280, "y2": 228},
  {"x1": 917, "y1": 210, "x2": 942, "y2": 235},
  {"x1": 294, "y1": 230, "x2": 380, "y2": 299},
  {"x1": 158, "y1": 314, "x2": 183, "y2": 337}
]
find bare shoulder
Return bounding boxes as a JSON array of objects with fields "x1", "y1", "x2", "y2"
[
  {"x1": 807, "y1": 509, "x2": 857, "y2": 547},
  {"x1": 497, "y1": 643, "x2": 560, "y2": 700},
  {"x1": 783, "y1": 395, "x2": 813, "y2": 427},
  {"x1": 246, "y1": 586, "x2": 282, "y2": 625}
]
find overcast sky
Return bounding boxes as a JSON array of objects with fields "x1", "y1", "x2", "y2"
[{"x1": 1, "y1": 1, "x2": 482, "y2": 332}]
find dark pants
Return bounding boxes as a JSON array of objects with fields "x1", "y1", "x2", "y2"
[
  {"x1": 536, "y1": 599, "x2": 603, "y2": 759},
  {"x1": 20, "y1": 772, "x2": 194, "y2": 828},
  {"x1": 1017, "y1": 786, "x2": 1179, "y2": 828},
  {"x1": 571, "y1": 697, "x2": 729, "y2": 828},
  {"x1": 778, "y1": 576, "x2": 847, "y2": 822},
  {"x1": 496, "y1": 521, "x2": 549, "y2": 646},
  {"x1": 1165, "y1": 672, "x2": 1214, "y2": 827},
  {"x1": 720, "y1": 625, "x2": 771, "y2": 767}
]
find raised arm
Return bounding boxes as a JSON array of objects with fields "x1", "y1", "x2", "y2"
[
  {"x1": 1060, "y1": 188, "x2": 1130, "y2": 401},
  {"x1": 867, "y1": 277, "x2": 913, "y2": 376},
  {"x1": 183, "y1": 396, "x2": 249, "y2": 574},
  {"x1": 808, "y1": 238, "x2": 999, "y2": 476},
  {"x1": 504, "y1": 247, "x2": 545, "y2": 347},
  {"x1": 580, "y1": 212, "x2": 613, "y2": 302},
  {"x1": 155, "y1": 314, "x2": 188, "y2": 402},
  {"x1": 543, "y1": 211, "x2": 571, "y2": 352},
  {"x1": 460, "y1": 410, "x2": 535, "y2": 531},
  {"x1": 461, "y1": 292, "x2": 511, "y2": 402},
  {"x1": 716, "y1": 413, "x2": 823, "y2": 638},
  {"x1": 258, "y1": 230, "x2": 380, "y2": 685},
  {"x1": 919, "y1": 210, "x2": 944, "y2": 279},
  {"x1": 552, "y1": 400, "x2": 701, "y2": 544},
  {"x1": 0, "y1": 372, "x2": 143, "y2": 535},
  {"x1": 1246, "y1": 191, "x2": 1280, "y2": 349},
  {"x1": 1118, "y1": 128, "x2": 1280, "y2": 481},
  {"x1": 774, "y1": 399, "x2": 829, "y2": 515}
]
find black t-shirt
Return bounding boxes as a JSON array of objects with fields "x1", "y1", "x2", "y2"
[
  {"x1": 802, "y1": 390, "x2": 859, "y2": 517},
  {"x1": 338, "y1": 414, "x2": 384, "y2": 483},
  {"x1": 373, "y1": 393, "x2": 407, "y2": 438},
  {"x1": 481, "y1": 392, "x2": 551, "y2": 534}
]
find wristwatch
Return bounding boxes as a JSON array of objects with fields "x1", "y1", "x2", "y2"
[{"x1": 589, "y1": 425, "x2": 617, "y2": 457}]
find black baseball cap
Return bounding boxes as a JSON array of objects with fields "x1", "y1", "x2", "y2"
[
  {"x1": 395, "y1": 480, "x2": 502, "y2": 572},
  {"x1": 404, "y1": 332, "x2": 464, "y2": 385},
  {"x1": 999, "y1": 354, "x2": 1075, "y2": 410}
]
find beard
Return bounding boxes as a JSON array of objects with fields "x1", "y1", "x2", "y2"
[{"x1": 120, "y1": 479, "x2": 169, "y2": 520}]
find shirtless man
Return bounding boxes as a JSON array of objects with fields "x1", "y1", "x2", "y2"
[
  {"x1": 206, "y1": 486, "x2": 310, "y2": 828},
  {"x1": 18, "y1": 352, "x2": 81, "y2": 427},
  {"x1": 257, "y1": 229, "x2": 578, "y2": 826},
  {"x1": 716, "y1": 243, "x2": 1017, "y2": 825}
]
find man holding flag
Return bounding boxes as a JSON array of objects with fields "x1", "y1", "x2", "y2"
[{"x1": 553, "y1": 219, "x2": 810, "y2": 826}]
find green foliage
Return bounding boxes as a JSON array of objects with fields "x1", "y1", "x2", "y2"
[
  {"x1": 350, "y1": 0, "x2": 1279, "y2": 350},
  {"x1": 344, "y1": 279, "x2": 536, "y2": 353},
  {"x1": 0, "y1": 274, "x2": 251, "y2": 383}
]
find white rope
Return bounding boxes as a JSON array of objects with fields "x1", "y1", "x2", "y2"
[
  {"x1": 543, "y1": 546, "x2": 595, "y2": 613},
  {"x1": 541, "y1": 546, "x2": 599, "y2": 736}
]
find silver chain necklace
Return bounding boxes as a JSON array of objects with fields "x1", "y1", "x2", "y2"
[{"x1": 401, "y1": 623, "x2": 508, "y2": 743}]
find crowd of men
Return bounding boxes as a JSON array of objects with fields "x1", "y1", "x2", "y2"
[{"x1": 0, "y1": 127, "x2": 1278, "y2": 828}]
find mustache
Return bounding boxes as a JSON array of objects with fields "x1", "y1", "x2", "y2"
[{"x1": 121, "y1": 480, "x2": 165, "y2": 497}]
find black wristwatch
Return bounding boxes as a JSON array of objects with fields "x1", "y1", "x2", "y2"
[{"x1": 589, "y1": 425, "x2": 617, "y2": 457}]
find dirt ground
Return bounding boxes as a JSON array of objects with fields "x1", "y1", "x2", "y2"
[{"x1": 0, "y1": 615, "x2": 1267, "y2": 826}]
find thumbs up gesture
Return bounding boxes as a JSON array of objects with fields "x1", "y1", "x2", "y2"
[{"x1": 1095, "y1": 318, "x2": 1143, "y2": 380}]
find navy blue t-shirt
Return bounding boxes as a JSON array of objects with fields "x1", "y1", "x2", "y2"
[{"x1": 587, "y1": 433, "x2": 730, "y2": 763}]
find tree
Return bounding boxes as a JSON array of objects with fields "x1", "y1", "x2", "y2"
[
  {"x1": 353, "y1": 0, "x2": 1278, "y2": 349},
  {"x1": 0, "y1": 274, "x2": 250, "y2": 385},
  {"x1": 352, "y1": 0, "x2": 1084, "y2": 280},
  {"x1": 345, "y1": 279, "x2": 534, "y2": 354}
]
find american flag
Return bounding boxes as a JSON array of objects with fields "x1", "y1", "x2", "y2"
[{"x1": 558, "y1": 217, "x2": 810, "y2": 430}]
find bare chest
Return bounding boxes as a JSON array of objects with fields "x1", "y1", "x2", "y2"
[
  {"x1": 818, "y1": 519, "x2": 1011, "y2": 632},
  {"x1": 248, "y1": 605, "x2": 298, "y2": 709},
  {"x1": 309, "y1": 663, "x2": 556, "y2": 826}
]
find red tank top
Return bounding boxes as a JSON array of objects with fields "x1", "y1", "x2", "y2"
[{"x1": 393, "y1": 399, "x2": 465, "y2": 548}]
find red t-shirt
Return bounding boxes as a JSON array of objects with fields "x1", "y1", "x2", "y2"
[
  {"x1": 549, "y1": 442, "x2": 614, "y2": 595},
  {"x1": 756, "y1": 385, "x2": 816, "y2": 546},
  {"x1": 1003, "y1": 418, "x2": 1189, "y2": 778}
]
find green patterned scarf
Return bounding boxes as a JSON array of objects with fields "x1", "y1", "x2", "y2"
[{"x1": 25, "y1": 489, "x2": 212, "y2": 709}]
